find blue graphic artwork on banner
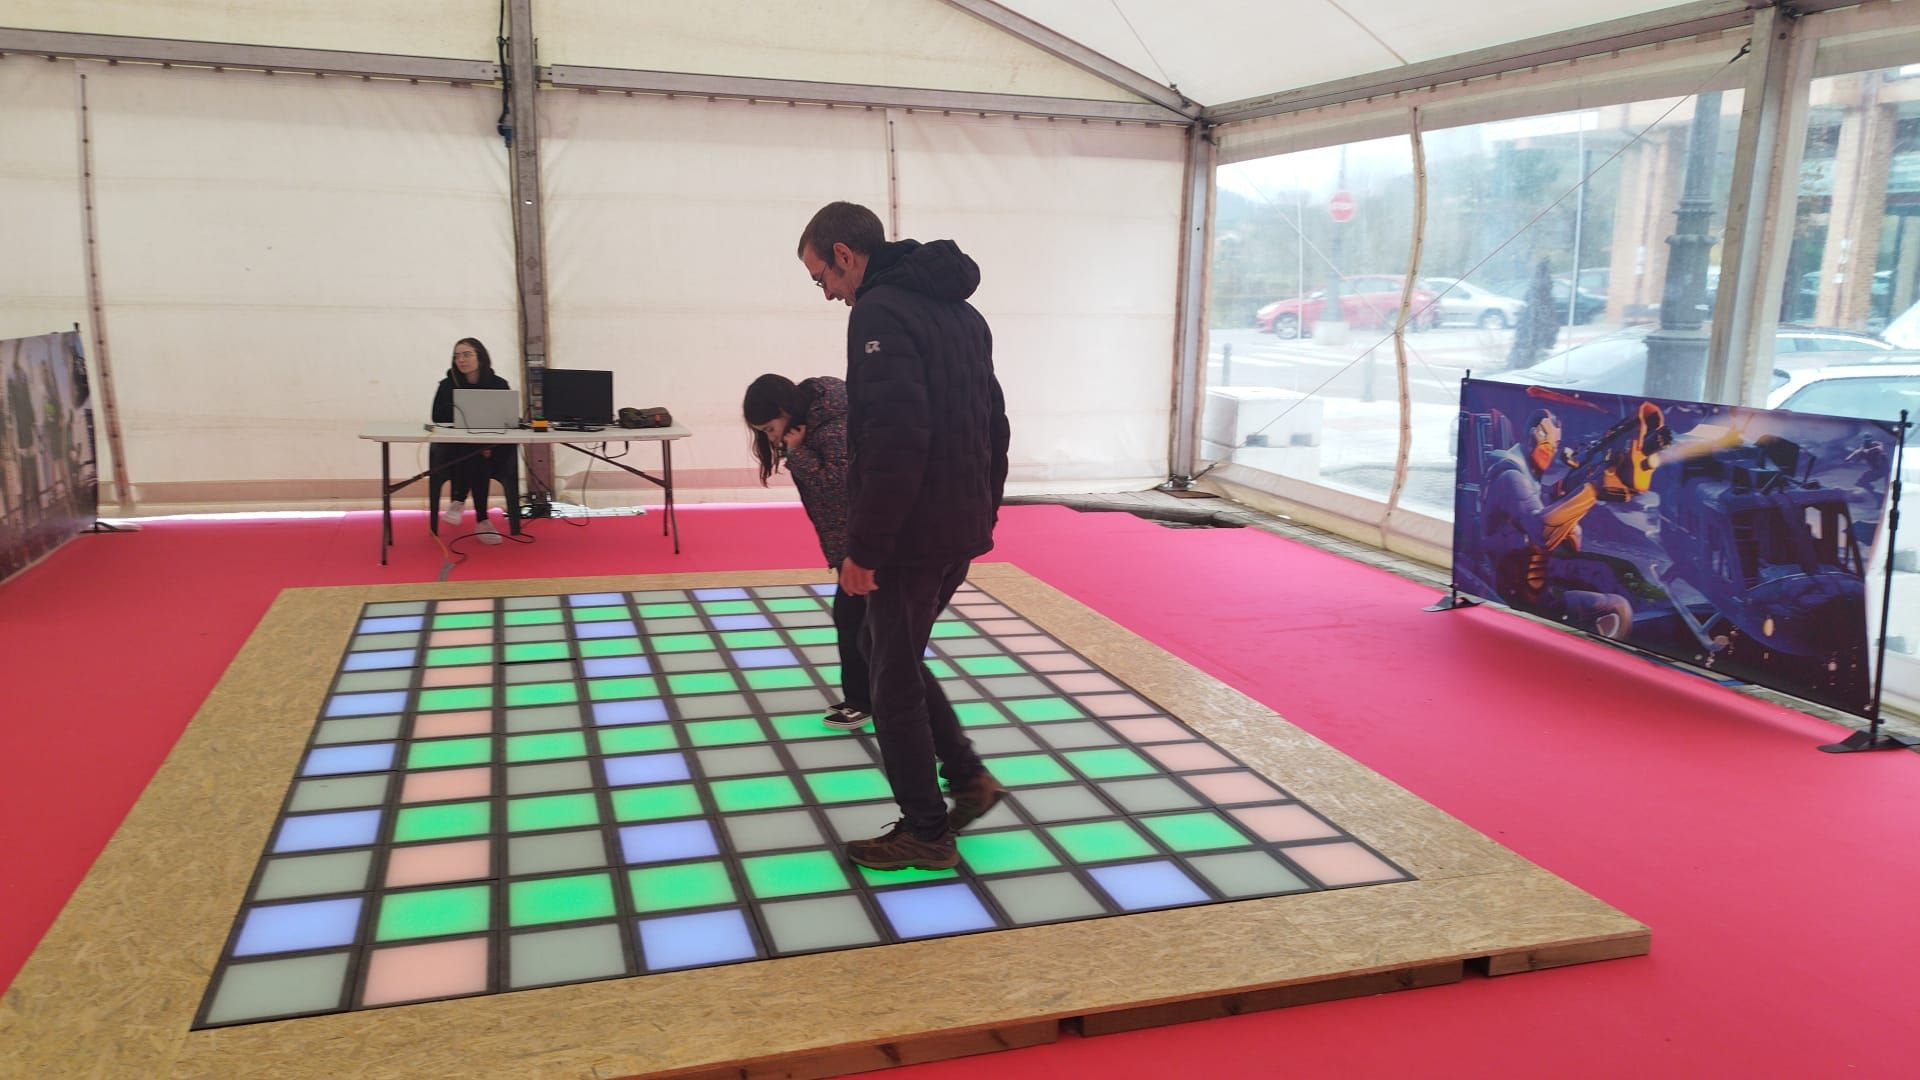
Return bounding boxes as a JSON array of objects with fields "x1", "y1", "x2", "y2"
[{"x1": 1453, "y1": 378, "x2": 1901, "y2": 716}]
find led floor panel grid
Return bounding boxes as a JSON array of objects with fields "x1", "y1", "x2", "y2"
[{"x1": 196, "y1": 582, "x2": 1412, "y2": 1028}]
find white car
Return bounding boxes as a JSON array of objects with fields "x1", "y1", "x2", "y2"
[
  {"x1": 1769, "y1": 362, "x2": 1920, "y2": 573},
  {"x1": 1419, "y1": 278, "x2": 1525, "y2": 330}
]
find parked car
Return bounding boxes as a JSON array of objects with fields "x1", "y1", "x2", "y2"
[
  {"x1": 1769, "y1": 363, "x2": 1920, "y2": 572},
  {"x1": 1487, "y1": 276, "x2": 1607, "y2": 324},
  {"x1": 1486, "y1": 325, "x2": 1903, "y2": 397},
  {"x1": 1254, "y1": 275, "x2": 1440, "y2": 338},
  {"x1": 1419, "y1": 278, "x2": 1525, "y2": 329}
]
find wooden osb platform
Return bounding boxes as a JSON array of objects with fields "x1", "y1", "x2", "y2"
[{"x1": 0, "y1": 564, "x2": 1647, "y2": 1078}]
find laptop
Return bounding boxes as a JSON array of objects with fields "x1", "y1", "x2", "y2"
[{"x1": 448, "y1": 388, "x2": 521, "y2": 431}]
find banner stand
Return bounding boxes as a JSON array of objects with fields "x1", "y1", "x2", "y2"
[
  {"x1": 1426, "y1": 373, "x2": 1483, "y2": 614},
  {"x1": 1821, "y1": 410, "x2": 1915, "y2": 754}
]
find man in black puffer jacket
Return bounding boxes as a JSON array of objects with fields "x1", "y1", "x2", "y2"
[{"x1": 797, "y1": 201, "x2": 1011, "y2": 871}]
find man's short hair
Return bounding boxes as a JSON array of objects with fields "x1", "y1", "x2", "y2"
[{"x1": 798, "y1": 202, "x2": 885, "y2": 262}]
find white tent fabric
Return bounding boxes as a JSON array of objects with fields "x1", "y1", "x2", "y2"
[
  {"x1": 0, "y1": 59, "x2": 87, "y2": 342},
  {"x1": 5, "y1": 0, "x2": 502, "y2": 62}
]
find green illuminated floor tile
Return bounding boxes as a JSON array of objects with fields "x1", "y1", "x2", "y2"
[
  {"x1": 628, "y1": 861, "x2": 736, "y2": 913},
  {"x1": 597, "y1": 726, "x2": 678, "y2": 754},
  {"x1": 721, "y1": 630, "x2": 782, "y2": 648},
  {"x1": 770, "y1": 712, "x2": 845, "y2": 740},
  {"x1": 745, "y1": 667, "x2": 812, "y2": 691},
  {"x1": 669, "y1": 672, "x2": 738, "y2": 695},
  {"x1": 407, "y1": 737, "x2": 492, "y2": 769},
  {"x1": 426, "y1": 645, "x2": 493, "y2": 667},
  {"x1": 637, "y1": 602, "x2": 696, "y2": 618},
  {"x1": 588, "y1": 676, "x2": 658, "y2": 701},
  {"x1": 1006, "y1": 698, "x2": 1085, "y2": 723},
  {"x1": 924, "y1": 660, "x2": 957, "y2": 680},
  {"x1": 504, "y1": 641, "x2": 571, "y2": 663},
  {"x1": 986, "y1": 754, "x2": 1073, "y2": 786},
  {"x1": 506, "y1": 682, "x2": 577, "y2": 708},
  {"x1": 1046, "y1": 820, "x2": 1155, "y2": 862},
  {"x1": 393, "y1": 801, "x2": 491, "y2": 842},
  {"x1": 417, "y1": 687, "x2": 493, "y2": 713},
  {"x1": 765, "y1": 598, "x2": 821, "y2": 612},
  {"x1": 957, "y1": 829, "x2": 1060, "y2": 874},
  {"x1": 742, "y1": 850, "x2": 849, "y2": 899},
  {"x1": 711, "y1": 776, "x2": 803, "y2": 812},
  {"x1": 648, "y1": 632, "x2": 715, "y2": 653},
  {"x1": 929, "y1": 622, "x2": 979, "y2": 639},
  {"x1": 579, "y1": 637, "x2": 643, "y2": 657},
  {"x1": 701, "y1": 600, "x2": 758, "y2": 615},
  {"x1": 805, "y1": 767, "x2": 893, "y2": 803},
  {"x1": 504, "y1": 608, "x2": 563, "y2": 626},
  {"x1": 955, "y1": 702, "x2": 1008, "y2": 727},
  {"x1": 788, "y1": 627, "x2": 837, "y2": 646},
  {"x1": 431, "y1": 612, "x2": 494, "y2": 630},
  {"x1": 509, "y1": 872, "x2": 616, "y2": 926},
  {"x1": 610, "y1": 783, "x2": 702, "y2": 822},
  {"x1": 571, "y1": 605, "x2": 630, "y2": 622},
  {"x1": 857, "y1": 864, "x2": 958, "y2": 885},
  {"x1": 1141, "y1": 811, "x2": 1251, "y2": 852},
  {"x1": 687, "y1": 718, "x2": 765, "y2": 747},
  {"x1": 508, "y1": 792, "x2": 600, "y2": 832},
  {"x1": 506, "y1": 731, "x2": 588, "y2": 763},
  {"x1": 957, "y1": 656, "x2": 1023, "y2": 677},
  {"x1": 819, "y1": 665, "x2": 842, "y2": 685},
  {"x1": 1064, "y1": 747, "x2": 1156, "y2": 779},
  {"x1": 376, "y1": 884, "x2": 490, "y2": 941}
]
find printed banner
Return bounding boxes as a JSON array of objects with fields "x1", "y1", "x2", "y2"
[
  {"x1": 1, "y1": 331, "x2": 98, "y2": 583},
  {"x1": 1454, "y1": 377, "x2": 1899, "y2": 716}
]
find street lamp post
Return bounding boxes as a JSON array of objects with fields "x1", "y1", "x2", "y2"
[{"x1": 1645, "y1": 91, "x2": 1723, "y2": 401}]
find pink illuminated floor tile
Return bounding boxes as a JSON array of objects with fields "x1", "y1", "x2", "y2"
[
  {"x1": 1079, "y1": 693, "x2": 1154, "y2": 718},
  {"x1": 435, "y1": 599, "x2": 496, "y2": 614},
  {"x1": 429, "y1": 628, "x2": 494, "y2": 647},
  {"x1": 411, "y1": 711, "x2": 492, "y2": 739},
  {"x1": 1107, "y1": 716, "x2": 1189, "y2": 743},
  {"x1": 1185, "y1": 771, "x2": 1288, "y2": 806},
  {"x1": 952, "y1": 603, "x2": 1013, "y2": 619},
  {"x1": 974, "y1": 619, "x2": 1038, "y2": 636},
  {"x1": 1047, "y1": 672, "x2": 1124, "y2": 695},
  {"x1": 1229, "y1": 804, "x2": 1339, "y2": 843},
  {"x1": 1000, "y1": 636, "x2": 1057, "y2": 654},
  {"x1": 422, "y1": 666, "x2": 492, "y2": 688},
  {"x1": 1143, "y1": 741, "x2": 1237, "y2": 771},
  {"x1": 360, "y1": 937, "x2": 490, "y2": 1006},
  {"x1": 385, "y1": 839, "x2": 492, "y2": 887},
  {"x1": 401, "y1": 767, "x2": 492, "y2": 804},
  {"x1": 1284, "y1": 842, "x2": 1406, "y2": 886},
  {"x1": 1024, "y1": 653, "x2": 1091, "y2": 673}
]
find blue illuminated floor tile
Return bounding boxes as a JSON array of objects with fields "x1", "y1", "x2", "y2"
[
  {"x1": 233, "y1": 897, "x2": 362, "y2": 956},
  {"x1": 620, "y1": 820, "x2": 720, "y2": 864},
  {"x1": 274, "y1": 809, "x2": 382, "y2": 853},
  {"x1": 711, "y1": 614, "x2": 772, "y2": 630},
  {"x1": 357, "y1": 615, "x2": 424, "y2": 633},
  {"x1": 873, "y1": 883, "x2": 997, "y2": 939},
  {"x1": 575, "y1": 621, "x2": 638, "y2": 639},
  {"x1": 693, "y1": 587, "x2": 750, "y2": 601},
  {"x1": 582, "y1": 656, "x2": 652, "y2": 678},
  {"x1": 637, "y1": 909, "x2": 758, "y2": 970},
  {"x1": 342, "y1": 649, "x2": 415, "y2": 671},
  {"x1": 809, "y1": 583, "x2": 837, "y2": 596},
  {"x1": 325, "y1": 691, "x2": 408, "y2": 718},
  {"x1": 604, "y1": 752, "x2": 691, "y2": 786},
  {"x1": 568, "y1": 592, "x2": 627, "y2": 606},
  {"x1": 732, "y1": 648, "x2": 798, "y2": 668},
  {"x1": 1087, "y1": 860, "x2": 1209, "y2": 911},
  {"x1": 592, "y1": 699, "x2": 669, "y2": 726},
  {"x1": 301, "y1": 743, "x2": 396, "y2": 777}
]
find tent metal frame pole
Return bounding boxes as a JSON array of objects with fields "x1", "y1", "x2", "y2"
[
  {"x1": 937, "y1": 0, "x2": 1199, "y2": 118},
  {"x1": 505, "y1": 0, "x2": 553, "y2": 507},
  {"x1": 0, "y1": 27, "x2": 499, "y2": 82},
  {"x1": 1167, "y1": 121, "x2": 1215, "y2": 488},
  {"x1": 73, "y1": 67, "x2": 132, "y2": 514}
]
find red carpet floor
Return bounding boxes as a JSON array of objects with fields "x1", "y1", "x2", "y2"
[{"x1": 4, "y1": 504, "x2": 1918, "y2": 1076}]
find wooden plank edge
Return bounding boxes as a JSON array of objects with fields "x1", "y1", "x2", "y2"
[
  {"x1": 1474, "y1": 929, "x2": 1652, "y2": 976},
  {"x1": 653, "y1": 1018, "x2": 1060, "y2": 1080},
  {"x1": 1074, "y1": 961, "x2": 1465, "y2": 1037}
]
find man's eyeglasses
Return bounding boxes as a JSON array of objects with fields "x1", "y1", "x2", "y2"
[{"x1": 809, "y1": 258, "x2": 835, "y2": 290}]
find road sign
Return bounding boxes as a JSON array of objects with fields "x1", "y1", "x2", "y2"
[{"x1": 1329, "y1": 191, "x2": 1355, "y2": 223}]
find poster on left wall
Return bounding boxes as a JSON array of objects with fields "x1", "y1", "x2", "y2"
[{"x1": 0, "y1": 330, "x2": 97, "y2": 584}]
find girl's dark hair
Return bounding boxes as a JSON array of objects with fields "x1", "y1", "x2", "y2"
[
  {"x1": 742, "y1": 373, "x2": 807, "y2": 485},
  {"x1": 449, "y1": 337, "x2": 495, "y2": 383}
]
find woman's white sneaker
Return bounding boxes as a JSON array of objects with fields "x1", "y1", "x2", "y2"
[{"x1": 476, "y1": 519, "x2": 502, "y2": 545}]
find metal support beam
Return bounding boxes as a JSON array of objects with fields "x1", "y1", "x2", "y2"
[
  {"x1": 938, "y1": 0, "x2": 1198, "y2": 118},
  {"x1": 1707, "y1": 6, "x2": 1795, "y2": 404},
  {"x1": 74, "y1": 69, "x2": 132, "y2": 513},
  {"x1": 1168, "y1": 122, "x2": 1216, "y2": 486},
  {"x1": 0, "y1": 27, "x2": 498, "y2": 82},
  {"x1": 505, "y1": 0, "x2": 553, "y2": 504},
  {"x1": 1205, "y1": 0, "x2": 1758, "y2": 125},
  {"x1": 544, "y1": 64, "x2": 1187, "y2": 124}
]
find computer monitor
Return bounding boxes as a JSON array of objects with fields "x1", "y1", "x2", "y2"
[{"x1": 542, "y1": 368, "x2": 614, "y2": 427}]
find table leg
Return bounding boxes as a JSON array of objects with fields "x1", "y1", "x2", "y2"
[
  {"x1": 664, "y1": 439, "x2": 679, "y2": 554},
  {"x1": 380, "y1": 443, "x2": 392, "y2": 566}
]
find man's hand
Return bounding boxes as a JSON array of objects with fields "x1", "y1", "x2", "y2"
[
  {"x1": 782, "y1": 424, "x2": 806, "y2": 453},
  {"x1": 838, "y1": 558, "x2": 878, "y2": 596}
]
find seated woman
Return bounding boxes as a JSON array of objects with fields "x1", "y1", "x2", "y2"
[{"x1": 431, "y1": 337, "x2": 513, "y2": 545}]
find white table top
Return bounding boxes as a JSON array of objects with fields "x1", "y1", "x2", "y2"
[{"x1": 360, "y1": 422, "x2": 691, "y2": 445}]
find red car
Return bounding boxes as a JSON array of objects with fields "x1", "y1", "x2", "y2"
[{"x1": 1254, "y1": 275, "x2": 1439, "y2": 338}]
